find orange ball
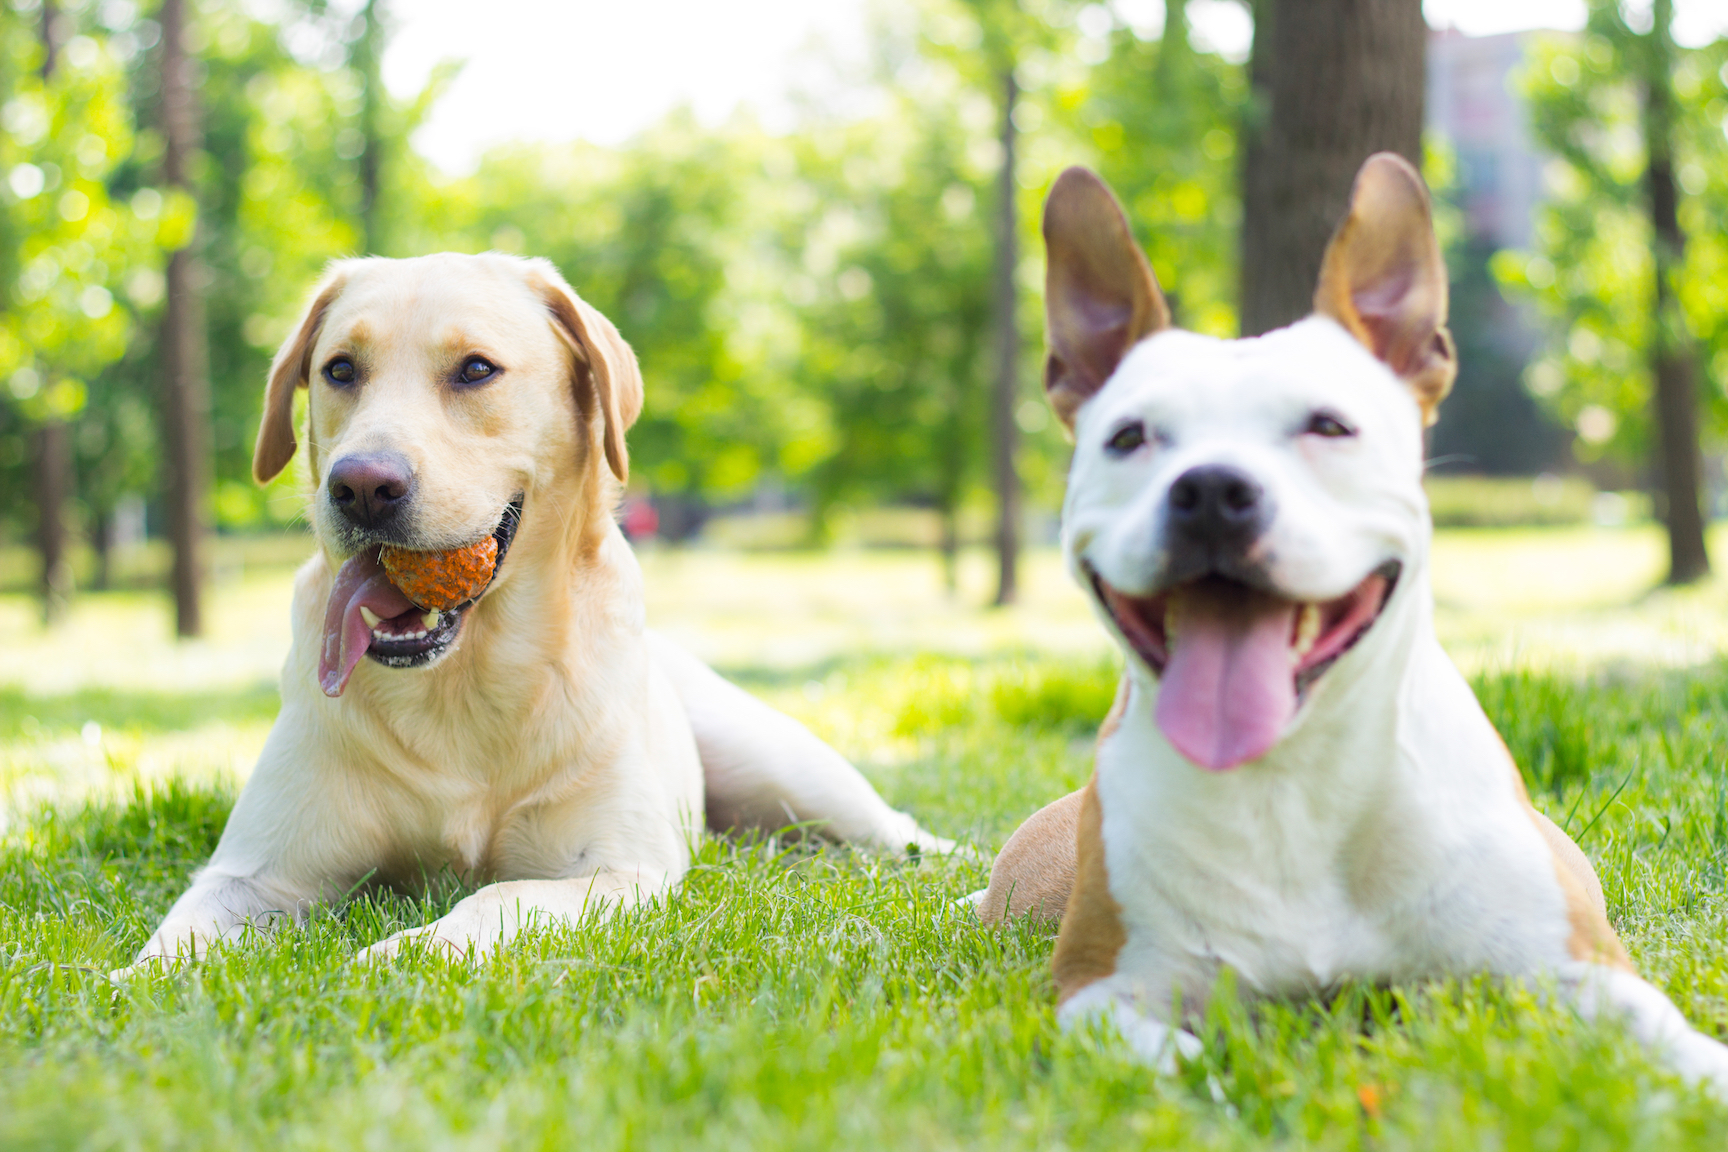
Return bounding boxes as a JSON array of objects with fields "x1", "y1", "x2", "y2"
[{"x1": 379, "y1": 537, "x2": 498, "y2": 611}]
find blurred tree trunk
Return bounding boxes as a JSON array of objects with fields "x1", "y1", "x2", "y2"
[
  {"x1": 1642, "y1": 0, "x2": 1707, "y2": 583},
  {"x1": 35, "y1": 423, "x2": 71, "y2": 621},
  {"x1": 159, "y1": 0, "x2": 210, "y2": 637},
  {"x1": 355, "y1": 0, "x2": 386, "y2": 253},
  {"x1": 991, "y1": 64, "x2": 1020, "y2": 607},
  {"x1": 1238, "y1": 0, "x2": 1426, "y2": 336},
  {"x1": 91, "y1": 506, "x2": 111, "y2": 591},
  {"x1": 35, "y1": 0, "x2": 69, "y2": 623},
  {"x1": 937, "y1": 393, "x2": 964, "y2": 593}
]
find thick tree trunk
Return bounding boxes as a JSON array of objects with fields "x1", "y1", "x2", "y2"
[
  {"x1": 1644, "y1": 0, "x2": 1708, "y2": 583},
  {"x1": 35, "y1": 422, "x2": 71, "y2": 622},
  {"x1": 160, "y1": 0, "x2": 209, "y2": 636},
  {"x1": 991, "y1": 65, "x2": 1020, "y2": 607},
  {"x1": 1239, "y1": 0, "x2": 1427, "y2": 336}
]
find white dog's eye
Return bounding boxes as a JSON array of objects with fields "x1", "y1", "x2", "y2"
[
  {"x1": 460, "y1": 357, "x2": 498, "y2": 384},
  {"x1": 1105, "y1": 421, "x2": 1147, "y2": 456},
  {"x1": 323, "y1": 357, "x2": 356, "y2": 386},
  {"x1": 1304, "y1": 412, "x2": 1355, "y2": 439}
]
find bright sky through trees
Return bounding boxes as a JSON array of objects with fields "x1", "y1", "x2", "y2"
[{"x1": 382, "y1": 0, "x2": 1728, "y2": 173}]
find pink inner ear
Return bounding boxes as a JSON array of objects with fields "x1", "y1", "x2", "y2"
[
  {"x1": 1352, "y1": 266, "x2": 1422, "y2": 367},
  {"x1": 1352, "y1": 267, "x2": 1415, "y2": 319},
  {"x1": 1076, "y1": 301, "x2": 1131, "y2": 383}
]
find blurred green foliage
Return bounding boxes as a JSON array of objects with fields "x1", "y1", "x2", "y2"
[
  {"x1": 0, "y1": 0, "x2": 1253, "y2": 568},
  {"x1": 10, "y1": 0, "x2": 1721, "y2": 597},
  {"x1": 1496, "y1": 9, "x2": 1728, "y2": 467}
]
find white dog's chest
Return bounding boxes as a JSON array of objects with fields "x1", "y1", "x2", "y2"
[
  {"x1": 1091, "y1": 688, "x2": 1574, "y2": 1007},
  {"x1": 1101, "y1": 806, "x2": 1402, "y2": 998}
]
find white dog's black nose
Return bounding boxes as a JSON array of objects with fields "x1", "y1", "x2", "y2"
[
  {"x1": 1167, "y1": 464, "x2": 1266, "y2": 542},
  {"x1": 327, "y1": 452, "x2": 414, "y2": 529}
]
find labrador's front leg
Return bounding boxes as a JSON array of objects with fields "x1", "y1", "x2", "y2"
[
  {"x1": 354, "y1": 872, "x2": 670, "y2": 965},
  {"x1": 111, "y1": 871, "x2": 314, "y2": 980}
]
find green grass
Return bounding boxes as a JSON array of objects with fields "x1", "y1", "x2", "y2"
[
  {"x1": 7, "y1": 647, "x2": 1728, "y2": 1148},
  {"x1": 12, "y1": 532, "x2": 1728, "y2": 1148}
]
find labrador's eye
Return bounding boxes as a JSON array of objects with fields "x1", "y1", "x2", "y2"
[
  {"x1": 460, "y1": 357, "x2": 497, "y2": 384},
  {"x1": 1106, "y1": 421, "x2": 1147, "y2": 456},
  {"x1": 1305, "y1": 411, "x2": 1355, "y2": 438},
  {"x1": 323, "y1": 357, "x2": 356, "y2": 386}
]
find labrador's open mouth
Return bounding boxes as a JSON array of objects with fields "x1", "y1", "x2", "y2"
[
  {"x1": 317, "y1": 498, "x2": 524, "y2": 697},
  {"x1": 1088, "y1": 560, "x2": 1399, "y2": 771}
]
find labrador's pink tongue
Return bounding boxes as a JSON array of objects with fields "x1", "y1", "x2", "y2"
[
  {"x1": 318, "y1": 550, "x2": 416, "y2": 698},
  {"x1": 1154, "y1": 583, "x2": 1298, "y2": 770}
]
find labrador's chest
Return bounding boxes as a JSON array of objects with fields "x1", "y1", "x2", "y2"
[{"x1": 359, "y1": 674, "x2": 648, "y2": 885}]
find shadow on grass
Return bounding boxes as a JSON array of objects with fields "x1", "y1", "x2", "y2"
[{"x1": 0, "y1": 682, "x2": 281, "y2": 740}]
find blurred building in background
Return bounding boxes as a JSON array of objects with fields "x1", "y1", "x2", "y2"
[
  {"x1": 1429, "y1": 30, "x2": 1546, "y2": 251},
  {"x1": 1424, "y1": 27, "x2": 1570, "y2": 476}
]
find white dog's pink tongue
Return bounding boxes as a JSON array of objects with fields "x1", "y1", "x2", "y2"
[
  {"x1": 318, "y1": 549, "x2": 416, "y2": 698},
  {"x1": 1154, "y1": 583, "x2": 1298, "y2": 771}
]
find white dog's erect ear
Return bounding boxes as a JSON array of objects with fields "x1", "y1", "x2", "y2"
[
  {"x1": 1042, "y1": 166, "x2": 1171, "y2": 429},
  {"x1": 1313, "y1": 153, "x2": 1457, "y2": 426},
  {"x1": 531, "y1": 264, "x2": 644, "y2": 485},
  {"x1": 253, "y1": 271, "x2": 348, "y2": 484}
]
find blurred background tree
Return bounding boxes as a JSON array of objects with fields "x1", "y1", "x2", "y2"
[
  {"x1": 1497, "y1": 1, "x2": 1728, "y2": 583},
  {"x1": 2, "y1": 0, "x2": 1724, "y2": 628}
]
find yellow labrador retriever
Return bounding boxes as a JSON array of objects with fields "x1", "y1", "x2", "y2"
[{"x1": 121, "y1": 253, "x2": 950, "y2": 972}]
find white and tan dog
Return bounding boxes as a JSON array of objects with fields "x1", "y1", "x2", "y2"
[
  {"x1": 976, "y1": 156, "x2": 1728, "y2": 1094},
  {"x1": 122, "y1": 253, "x2": 949, "y2": 974}
]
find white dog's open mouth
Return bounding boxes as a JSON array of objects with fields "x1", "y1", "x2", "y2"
[
  {"x1": 1089, "y1": 561, "x2": 1399, "y2": 771},
  {"x1": 317, "y1": 498, "x2": 524, "y2": 697}
]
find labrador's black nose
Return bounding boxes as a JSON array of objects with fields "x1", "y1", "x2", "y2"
[
  {"x1": 1166, "y1": 464, "x2": 1267, "y2": 544},
  {"x1": 327, "y1": 452, "x2": 414, "y2": 530}
]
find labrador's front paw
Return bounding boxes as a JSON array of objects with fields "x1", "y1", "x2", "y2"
[
  {"x1": 107, "y1": 953, "x2": 184, "y2": 985},
  {"x1": 353, "y1": 893, "x2": 509, "y2": 966}
]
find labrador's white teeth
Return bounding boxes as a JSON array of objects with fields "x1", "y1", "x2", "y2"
[
  {"x1": 359, "y1": 606, "x2": 383, "y2": 629},
  {"x1": 422, "y1": 610, "x2": 441, "y2": 631},
  {"x1": 1292, "y1": 603, "x2": 1321, "y2": 663}
]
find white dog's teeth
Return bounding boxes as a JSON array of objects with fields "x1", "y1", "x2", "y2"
[
  {"x1": 359, "y1": 606, "x2": 383, "y2": 629},
  {"x1": 1292, "y1": 604, "x2": 1321, "y2": 663},
  {"x1": 422, "y1": 610, "x2": 440, "y2": 631}
]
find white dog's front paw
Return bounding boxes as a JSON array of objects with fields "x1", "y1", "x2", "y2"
[
  {"x1": 1058, "y1": 983, "x2": 1204, "y2": 1074},
  {"x1": 1112, "y1": 1008, "x2": 1205, "y2": 1074},
  {"x1": 1666, "y1": 1028, "x2": 1728, "y2": 1099}
]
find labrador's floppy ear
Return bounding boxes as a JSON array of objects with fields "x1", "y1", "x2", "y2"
[
  {"x1": 253, "y1": 271, "x2": 348, "y2": 484},
  {"x1": 1313, "y1": 152, "x2": 1457, "y2": 426},
  {"x1": 529, "y1": 261, "x2": 643, "y2": 484},
  {"x1": 1043, "y1": 166, "x2": 1171, "y2": 429}
]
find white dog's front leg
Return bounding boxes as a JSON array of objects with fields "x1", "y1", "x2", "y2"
[
  {"x1": 1561, "y1": 962, "x2": 1728, "y2": 1097},
  {"x1": 647, "y1": 632, "x2": 956, "y2": 854},
  {"x1": 112, "y1": 871, "x2": 312, "y2": 980},
  {"x1": 1058, "y1": 982, "x2": 1205, "y2": 1073},
  {"x1": 354, "y1": 872, "x2": 669, "y2": 965}
]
